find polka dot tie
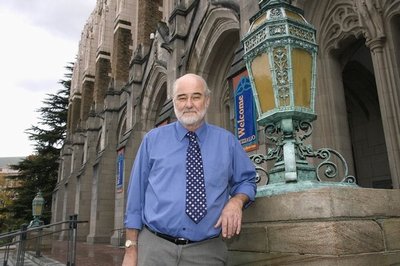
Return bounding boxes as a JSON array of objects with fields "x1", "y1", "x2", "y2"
[{"x1": 185, "y1": 131, "x2": 207, "y2": 223}]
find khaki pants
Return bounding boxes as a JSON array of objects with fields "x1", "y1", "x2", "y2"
[{"x1": 138, "y1": 227, "x2": 228, "y2": 266}]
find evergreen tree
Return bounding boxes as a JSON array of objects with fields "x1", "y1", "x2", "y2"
[{"x1": 0, "y1": 63, "x2": 72, "y2": 231}]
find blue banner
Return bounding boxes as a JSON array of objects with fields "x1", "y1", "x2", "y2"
[
  {"x1": 234, "y1": 76, "x2": 257, "y2": 151},
  {"x1": 116, "y1": 149, "x2": 124, "y2": 192}
]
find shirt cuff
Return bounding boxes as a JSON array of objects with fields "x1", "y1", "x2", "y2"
[
  {"x1": 124, "y1": 214, "x2": 143, "y2": 230},
  {"x1": 232, "y1": 185, "x2": 256, "y2": 209}
]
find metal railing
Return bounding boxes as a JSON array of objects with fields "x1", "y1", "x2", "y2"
[
  {"x1": 110, "y1": 227, "x2": 125, "y2": 247},
  {"x1": 0, "y1": 214, "x2": 87, "y2": 266}
]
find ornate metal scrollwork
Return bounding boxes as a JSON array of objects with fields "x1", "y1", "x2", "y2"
[
  {"x1": 295, "y1": 121, "x2": 314, "y2": 160},
  {"x1": 255, "y1": 165, "x2": 268, "y2": 184},
  {"x1": 250, "y1": 119, "x2": 357, "y2": 185},
  {"x1": 250, "y1": 154, "x2": 270, "y2": 185},
  {"x1": 295, "y1": 120, "x2": 356, "y2": 183},
  {"x1": 264, "y1": 123, "x2": 283, "y2": 161},
  {"x1": 249, "y1": 123, "x2": 282, "y2": 185},
  {"x1": 312, "y1": 148, "x2": 357, "y2": 183}
]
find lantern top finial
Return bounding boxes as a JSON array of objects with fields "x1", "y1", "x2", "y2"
[{"x1": 35, "y1": 190, "x2": 44, "y2": 199}]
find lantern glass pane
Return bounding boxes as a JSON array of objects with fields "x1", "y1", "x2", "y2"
[
  {"x1": 292, "y1": 48, "x2": 312, "y2": 108},
  {"x1": 285, "y1": 10, "x2": 306, "y2": 23},
  {"x1": 251, "y1": 53, "x2": 275, "y2": 113},
  {"x1": 33, "y1": 204, "x2": 42, "y2": 216},
  {"x1": 250, "y1": 14, "x2": 266, "y2": 31}
]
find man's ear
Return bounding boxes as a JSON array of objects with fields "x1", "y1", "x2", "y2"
[{"x1": 205, "y1": 96, "x2": 210, "y2": 108}]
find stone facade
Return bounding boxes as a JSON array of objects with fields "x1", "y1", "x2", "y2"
[{"x1": 52, "y1": 0, "x2": 400, "y2": 263}]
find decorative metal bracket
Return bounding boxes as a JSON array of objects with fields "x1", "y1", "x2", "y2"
[{"x1": 250, "y1": 120, "x2": 357, "y2": 186}]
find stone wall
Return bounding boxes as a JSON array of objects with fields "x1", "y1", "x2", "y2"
[{"x1": 228, "y1": 186, "x2": 400, "y2": 265}]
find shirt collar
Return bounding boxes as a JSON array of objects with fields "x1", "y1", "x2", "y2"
[{"x1": 175, "y1": 121, "x2": 208, "y2": 143}]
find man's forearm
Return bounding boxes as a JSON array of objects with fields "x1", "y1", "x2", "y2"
[
  {"x1": 126, "y1": 228, "x2": 139, "y2": 241},
  {"x1": 122, "y1": 228, "x2": 139, "y2": 266}
]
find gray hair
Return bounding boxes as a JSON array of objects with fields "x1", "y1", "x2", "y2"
[{"x1": 172, "y1": 73, "x2": 211, "y2": 98}]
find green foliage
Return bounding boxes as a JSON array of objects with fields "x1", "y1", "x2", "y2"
[
  {"x1": 0, "y1": 176, "x2": 18, "y2": 230},
  {"x1": 1, "y1": 63, "x2": 72, "y2": 232}
]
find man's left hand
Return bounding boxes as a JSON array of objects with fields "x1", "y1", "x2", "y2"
[{"x1": 214, "y1": 193, "x2": 249, "y2": 239}]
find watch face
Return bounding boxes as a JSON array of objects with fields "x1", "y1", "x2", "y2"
[{"x1": 125, "y1": 239, "x2": 136, "y2": 248}]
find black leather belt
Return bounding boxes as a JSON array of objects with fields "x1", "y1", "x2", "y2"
[{"x1": 145, "y1": 226, "x2": 195, "y2": 245}]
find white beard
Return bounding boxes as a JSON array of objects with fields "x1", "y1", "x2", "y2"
[{"x1": 175, "y1": 108, "x2": 207, "y2": 128}]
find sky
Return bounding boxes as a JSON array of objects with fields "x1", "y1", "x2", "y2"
[{"x1": 0, "y1": 0, "x2": 97, "y2": 158}]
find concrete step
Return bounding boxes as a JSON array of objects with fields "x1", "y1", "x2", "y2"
[
  {"x1": 26, "y1": 251, "x2": 65, "y2": 266},
  {"x1": 5, "y1": 251, "x2": 65, "y2": 266}
]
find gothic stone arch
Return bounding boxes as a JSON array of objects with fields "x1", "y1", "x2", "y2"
[{"x1": 139, "y1": 65, "x2": 168, "y2": 132}]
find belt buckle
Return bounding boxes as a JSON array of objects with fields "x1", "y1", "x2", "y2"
[{"x1": 176, "y1": 237, "x2": 190, "y2": 245}]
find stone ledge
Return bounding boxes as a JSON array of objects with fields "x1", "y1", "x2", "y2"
[{"x1": 244, "y1": 187, "x2": 400, "y2": 222}]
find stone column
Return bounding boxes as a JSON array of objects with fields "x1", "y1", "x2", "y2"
[
  {"x1": 87, "y1": 91, "x2": 119, "y2": 244},
  {"x1": 51, "y1": 185, "x2": 64, "y2": 239},
  {"x1": 74, "y1": 113, "x2": 99, "y2": 242},
  {"x1": 313, "y1": 55, "x2": 355, "y2": 173},
  {"x1": 112, "y1": 20, "x2": 132, "y2": 90},
  {"x1": 80, "y1": 78, "x2": 95, "y2": 122},
  {"x1": 69, "y1": 95, "x2": 82, "y2": 134},
  {"x1": 52, "y1": 146, "x2": 72, "y2": 230},
  {"x1": 58, "y1": 135, "x2": 83, "y2": 240},
  {"x1": 367, "y1": 42, "x2": 400, "y2": 188},
  {"x1": 167, "y1": 1, "x2": 191, "y2": 90}
]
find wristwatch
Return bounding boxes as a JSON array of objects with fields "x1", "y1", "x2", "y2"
[{"x1": 125, "y1": 239, "x2": 137, "y2": 248}]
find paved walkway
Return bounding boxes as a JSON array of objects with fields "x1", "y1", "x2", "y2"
[{"x1": 42, "y1": 240, "x2": 124, "y2": 266}]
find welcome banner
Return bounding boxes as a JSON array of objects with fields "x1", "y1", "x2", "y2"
[
  {"x1": 116, "y1": 148, "x2": 124, "y2": 193},
  {"x1": 233, "y1": 71, "x2": 258, "y2": 152}
]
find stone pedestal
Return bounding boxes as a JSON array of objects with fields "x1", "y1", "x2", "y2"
[{"x1": 228, "y1": 187, "x2": 400, "y2": 265}]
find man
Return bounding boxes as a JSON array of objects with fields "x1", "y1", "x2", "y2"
[{"x1": 122, "y1": 73, "x2": 257, "y2": 265}]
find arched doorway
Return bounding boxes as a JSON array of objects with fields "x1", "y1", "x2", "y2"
[{"x1": 342, "y1": 40, "x2": 392, "y2": 188}]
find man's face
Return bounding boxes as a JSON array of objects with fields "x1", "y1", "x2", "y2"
[{"x1": 173, "y1": 76, "x2": 210, "y2": 129}]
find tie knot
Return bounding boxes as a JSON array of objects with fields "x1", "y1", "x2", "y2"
[{"x1": 186, "y1": 131, "x2": 197, "y2": 142}]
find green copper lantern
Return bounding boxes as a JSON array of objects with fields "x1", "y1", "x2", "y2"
[
  {"x1": 242, "y1": 1, "x2": 356, "y2": 194},
  {"x1": 243, "y1": 0, "x2": 317, "y2": 126},
  {"x1": 29, "y1": 191, "x2": 45, "y2": 227}
]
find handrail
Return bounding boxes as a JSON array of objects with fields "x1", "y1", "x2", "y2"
[
  {"x1": 110, "y1": 227, "x2": 126, "y2": 247},
  {"x1": 0, "y1": 214, "x2": 88, "y2": 266}
]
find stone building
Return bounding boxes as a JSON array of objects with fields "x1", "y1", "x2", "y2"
[{"x1": 52, "y1": 0, "x2": 400, "y2": 262}]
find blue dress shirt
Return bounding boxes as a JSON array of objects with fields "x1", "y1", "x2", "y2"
[{"x1": 124, "y1": 121, "x2": 257, "y2": 241}]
